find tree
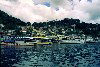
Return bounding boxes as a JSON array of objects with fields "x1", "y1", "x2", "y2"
[{"x1": 26, "y1": 22, "x2": 31, "y2": 26}]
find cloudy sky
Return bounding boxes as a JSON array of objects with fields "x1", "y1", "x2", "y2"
[{"x1": 0, "y1": 0, "x2": 100, "y2": 24}]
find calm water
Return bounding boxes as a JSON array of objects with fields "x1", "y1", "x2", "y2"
[{"x1": 1, "y1": 43, "x2": 100, "y2": 67}]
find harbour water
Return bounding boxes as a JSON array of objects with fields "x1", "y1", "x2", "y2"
[{"x1": 1, "y1": 43, "x2": 100, "y2": 67}]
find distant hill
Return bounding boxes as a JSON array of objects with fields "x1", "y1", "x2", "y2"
[
  {"x1": 32, "y1": 18, "x2": 100, "y2": 37},
  {"x1": 0, "y1": 10, "x2": 100, "y2": 37}
]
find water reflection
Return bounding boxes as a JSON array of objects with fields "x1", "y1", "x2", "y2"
[{"x1": 1, "y1": 43, "x2": 100, "y2": 67}]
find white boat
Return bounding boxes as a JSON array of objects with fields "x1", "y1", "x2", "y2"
[
  {"x1": 15, "y1": 41, "x2": 37, "y2": 46},
  {"x1": 85, "y1": 38, "x2": 98, "y2": 43},
  {"x1": 86, "y1": 37, "x2": 98, "y2": 43},
  {"x1": 15, "y1": 37, "x2": 53, "y2": 46},
  {"x1": 15, "y1": 37, "x2": 41, "y2": 46},
  {"x1": 60, "y1": 37, "x2": 85, "y2": 44}
]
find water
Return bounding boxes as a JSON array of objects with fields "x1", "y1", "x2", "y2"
[{"x1": 1, "y1": 43, "x2": 100, "y2": 67}]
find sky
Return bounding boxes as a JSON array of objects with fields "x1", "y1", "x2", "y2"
[{"x1": 0, "y1": 0, "x2": 100, "y2": 24}]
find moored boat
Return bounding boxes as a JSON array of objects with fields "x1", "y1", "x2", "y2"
[
  {"x1": 36, "y1": 38, "x2": 53, "y2": 45},
  {"x1": 60, "y1": 37, "x2": 85, "y2": 44}
]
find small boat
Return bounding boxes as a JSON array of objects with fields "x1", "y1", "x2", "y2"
[
  {"x1": 15, "y1": 37, "x2": 41, "y2": 46},
  {"x1": 15, "y1": 37, "x2": 53, "y2": 46},
  {"x1": 36, "y1": 38, "x2": 53, "y2": 45},
  {"x1": 85, "y1": 37, "x2": 97, "y2": 43}
]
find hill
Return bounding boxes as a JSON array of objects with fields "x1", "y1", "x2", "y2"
[{"x1": 0, "y1": 10, "x2": 100, "y2": 37}]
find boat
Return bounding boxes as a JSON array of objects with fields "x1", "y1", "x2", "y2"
[
  {"x1": 60, "y1": 37, "x2": 85, "y2": 44},
  {"x1": 15, "y1": 37, "x2": 43, "y2": 46},
  {"x1": 15, "y1": 37, "x2": 53, "y2": 46},
  {"x1": 85, "y1": 38, "x2": 98, "y2": 43},
  {"x1": 36, "y1": 38, "x2": 53, "y2": 45},
  {"x1": 85, "y1": 40, "x2": 99, "y2": 43}
]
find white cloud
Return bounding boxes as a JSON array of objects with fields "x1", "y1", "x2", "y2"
[{"x1": 0, "y1": 0, "x2": 100, "y2": 24}]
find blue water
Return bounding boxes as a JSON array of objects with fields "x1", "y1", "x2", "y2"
[{"x1": 1, "y1": 43, "x2": 100, "y2": 67}]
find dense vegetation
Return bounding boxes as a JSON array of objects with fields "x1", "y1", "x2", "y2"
[
  {"x1": 0, "y1": 10, "x2": 100, "y2": 37},
  {"x1": 0, "y1": 10, "x2": 26, "y2": 29}
]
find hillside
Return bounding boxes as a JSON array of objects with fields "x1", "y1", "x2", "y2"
[{"x1": 0, "y1": 10, "x2": 100, "y2": 37}]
